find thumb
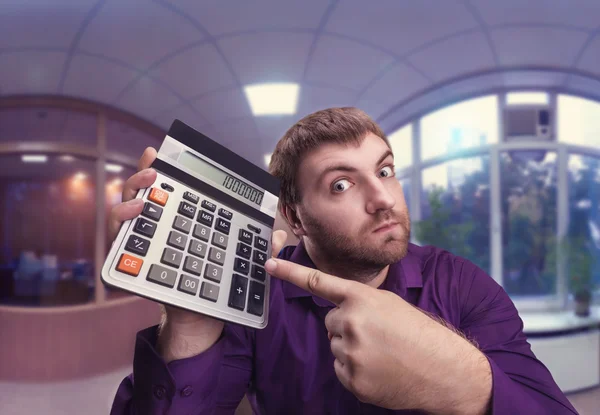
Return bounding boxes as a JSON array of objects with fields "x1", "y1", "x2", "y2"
[{"x1": 271, "y1": 229, "x2": 287, "y2": 258}]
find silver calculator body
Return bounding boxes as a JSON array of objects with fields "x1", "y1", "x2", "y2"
[{"x1": 101, "y1": 120, "x2": 280, "y2": 329}]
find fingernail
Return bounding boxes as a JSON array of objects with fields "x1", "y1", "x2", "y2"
[{"x1": 265, "y1": 259, "x2": 277, "y2": 272}]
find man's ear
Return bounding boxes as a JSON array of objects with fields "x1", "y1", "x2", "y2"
[{"x1": 280, "y1": 204, "x2": 307, "y2": 237}]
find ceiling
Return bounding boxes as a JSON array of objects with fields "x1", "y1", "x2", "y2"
[{"x1": 2, "y1": 0, "x2": 600, "y2": 168}]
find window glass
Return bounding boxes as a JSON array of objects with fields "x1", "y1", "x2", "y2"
[
  {"x1": 501, "y1": 151, "x2": 557, "y2": 297},
  {"x1": 418, "y1": 156, "x2": 491, "y2": 275},
  {"x1": 420, "y1": 96, "x2": 498, "y2": 161},
  {"x1": 558, "y1": 95, "x2": 600, "y2": 148},
  {"x1": 388, "y1": 124, "x2": 412, "y2": 171}
]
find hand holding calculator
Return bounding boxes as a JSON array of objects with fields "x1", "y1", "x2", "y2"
[{"x1": 102, "y1": 120, "x2": 280, "y2": 329}]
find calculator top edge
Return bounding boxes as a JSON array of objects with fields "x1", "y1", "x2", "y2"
[{"x1": 168, "y1": 119, "x2": 280, "y2": 196}]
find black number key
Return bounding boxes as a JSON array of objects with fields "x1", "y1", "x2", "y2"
[{"x1": 228, "y1": 274, "x2": 248, "y2": 311}]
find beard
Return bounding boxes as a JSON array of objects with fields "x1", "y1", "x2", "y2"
[{"x1": 300, "y1": 208, "x2": 411, "y2": 282}]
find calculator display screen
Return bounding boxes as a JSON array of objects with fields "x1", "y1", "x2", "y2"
[{"x1": 179, "y1": 151, "x2": 264, "y2": 206}]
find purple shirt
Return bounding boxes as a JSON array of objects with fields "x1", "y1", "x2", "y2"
[{"x1": 110, "y1": 242, "x2": 578, "y2": 414}]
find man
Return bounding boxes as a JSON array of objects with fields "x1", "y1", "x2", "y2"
[{"x1": 109, "y1": 108, "x2": 577, "y2": 414}]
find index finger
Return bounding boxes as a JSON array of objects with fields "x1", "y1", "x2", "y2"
[
  {"x1": 137, "y1": 147, "x2": 157, "y2": 172},
  {"x1": 264, "y1": 258, "x2": 350, "y2": 305}
]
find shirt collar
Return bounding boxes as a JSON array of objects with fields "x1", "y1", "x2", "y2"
[{"x1": 281, "y1": 241, "x2": 423, "y2": 306}]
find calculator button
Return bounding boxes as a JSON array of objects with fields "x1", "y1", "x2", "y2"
[
  {"x1": 198, "y1": 210, "x2": 214, "y2": 226},
  {"x1": 173, "y1": 216, "x2": 192, "y2": 234},
  {"x1": 251, "y1": 265, "x2": 266, "y2": 282},
  {"x1": 178, "y1": 201, "x2": 197, "y2": 219},
  {"x1": 125, "y1": 235, "x2": 150, "y2": 257},
  {"x1": 188, "y1": 240, "x2": 207, "y2": 258},
  {"x1": 254, "y1": 236, "x2": 268, "y2": 252},
  {"x1": 148, "y1": 188, "x2": 169, "y2": 206},
  {"x1": 238, "y1": 229, "x2": 252, "y2": 245},
  {"x1": 247, "y1": 224, "x2": 261, "y2": 234},
  {"x1": 253, "y1": 250, "x2": 267, "y2": 266},
  {"x1": 228, "y1": 274, "x2": 248, "y2": 311},
  {"x1": 204, "y1": 263, "x2": 223, "y2": 283},
  {"x1": 248, "y1": 281, "x2": 266, "y2": 316},
  {"x1": 201, "y1": 200, "x2": 217, "y2": 212},
  {"x1": 161, "y1": 247, "x2": 183, "y2": 268},
  {"x1": 147, "y1": 264, "x2": 177, "y2": 288},
  {"x1": 211, "y1": 232, "x2": 229, "y2": 250},
  {"x1": 193, "y1": 224, "x2": 211, "y2": 242},
  {"x1": 200, "y1": 282, "x2": 220, "y2": 302},
  {"x1": 215, "y1": 218, "x2": 231, "y2": 235},
  {"x1": 183, "y1": 256, "x2": 203, "y2": 276},
  {"x1": 208, "y1": 247, "x2": 226, "y2": 266},
  {"x1": 134, "y1": 217, "x2": 157, "y2": 238},
  {"x1": 178, "y1": 274, "x2": 199, "y2": 295},
  {"x1": 167, "y1": 231, "x2": 187, "y2": 250},
  {"x1": 234, "y1": 257, "x2": 250, "y2": 275},
  {"x1": 183, "y1": 191, "x2": 199, "y2": 204},
  {"x1": 116, "y1": 253, "x2": 143, "y2": 276},
  {"x1": 160, "y1": 183, "x2": 174, "y2": 192},
  {"x1": 236, "y1": 242, "x2": 251, "y2": 259},
  {"x1": 218, "y1": 208, "x2": 233, "y2": 220},
  {"x1": 141, "y1": 202, "x2": 162, "y2": 221}
]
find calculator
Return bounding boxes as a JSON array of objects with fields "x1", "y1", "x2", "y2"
[{"x1": 101, "y1": 120, "x2": 280, "y2": 329}]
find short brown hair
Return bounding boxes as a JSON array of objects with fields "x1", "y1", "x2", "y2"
[{"x1": 268, "y1": 107, "x2": 390, "y2": 208}]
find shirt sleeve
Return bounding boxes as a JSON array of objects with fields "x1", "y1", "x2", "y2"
[
  {"x1": 110, "y1": 323, "x2": 254, "y2": 415},
  {"x1": 458, "y1": 260, "x2": 578, "y2": 414}
]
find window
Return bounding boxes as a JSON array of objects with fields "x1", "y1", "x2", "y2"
[
  {"x1": 418, "y1": 156, "x2": 491, "y2": 274},
  {"x1": 558, "y1": 95, "x2": 600, "y2": 148},
  {"x1": 567, "y1": 155, "x2": 600, "y2": 295},
  {"x1": 501, "y1": 151, "x2": 558, "y2": 297},
  {"x1": 420, "y1": 96, "x2": 498, "y2": 161},
  {"x1": 0, "y1": 154, "x2": 97, "y2": 306},
  {"x1": 388, "y1": 124, "x2": 412, "y2": 171},
  {"x1": 400, "y1": 178, "x2": 411, "y2": 216}
]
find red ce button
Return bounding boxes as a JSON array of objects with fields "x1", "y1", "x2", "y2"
[{"x1": 117, "y1": 253, "x2": 143, "y2": 276}]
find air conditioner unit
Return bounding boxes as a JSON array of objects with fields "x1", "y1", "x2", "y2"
[{"x1": 504, "y1": 106, "x2": 553, "y2": 142}]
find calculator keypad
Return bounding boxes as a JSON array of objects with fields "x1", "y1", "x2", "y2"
[
  {"x1": 173, "y1": 216, "x2": 192, "y2": 234},
  {"x1": 198, "y1": 210, "x2": 214, "y2": 226},
  {"x1": 211, "y1": 232, "x2": 228, "y2": 250},
  {"x1": 178, "y1": 201, "x2": 197, "y2": 219},
  {"x1": 208, "y1": 247, "x2": 226, "y2": 266},
  {"x1": 167, "y1": 231, "x2": 187, "y2": 250},
  {"x1": 125, "y1": 235, "x2": 150, "y2": 256},
  {"x1": 113, "y1": 184, "x2": 271, "y2": 326},
  {"x1": 147, "y1": 264, "x2": 177, "y2": 288},
  {"x1": 142, "y1": 202, "x2": 163, "y2": 221},
  {"x1": 135, "y1": 217, "x2": 157, "y2": 238},
  {"x1": 228, "y1": 274, "x2": 248, "y2": 310},
  {"x1": 161, "y1": 247, "x2": 183, "y2": 268},
  {"x1": 188, "y1": 240, "x2": 208, "y2": 258},
  {"x1": 193, "y1": 224, "x2": 211, "y2": 242}
]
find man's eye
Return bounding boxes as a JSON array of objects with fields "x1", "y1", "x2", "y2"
[
  {"x1": 332, "y1": 179, "x2": 352, "y2": 193},
  {"x1": 378, "y1": 166, "x2": 394, "y2": 178}
]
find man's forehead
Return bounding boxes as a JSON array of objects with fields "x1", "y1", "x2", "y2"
[{"x1": 302, "y1": 133, "x2": 390, "y2": 168}]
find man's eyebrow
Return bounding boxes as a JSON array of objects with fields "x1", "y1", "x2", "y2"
[{"x1": 316, "y1": 149, "x2": 394, "y2": 185}]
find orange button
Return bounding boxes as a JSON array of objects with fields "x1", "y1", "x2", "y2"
[
  {"x1": 148, "y1": 187, "x2": 169, "y2": 206},
  {"x1": 116, "y1": 253, "x2": 143, "y2": 276}
]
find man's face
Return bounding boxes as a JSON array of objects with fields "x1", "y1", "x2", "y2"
[{"x1": 294, "y1": 133, "x2": 411, "y2": 276}]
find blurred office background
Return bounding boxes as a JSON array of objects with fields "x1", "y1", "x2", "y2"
[{"x1": 0, "y1": 1, "x2": 599, "y2": 414}]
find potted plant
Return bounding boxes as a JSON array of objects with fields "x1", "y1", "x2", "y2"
[{"x1": 563, "y1": 236, "x2": 594, "y2": 317}]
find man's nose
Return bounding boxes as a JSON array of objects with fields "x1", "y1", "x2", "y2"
[{"x1": 365, "y1": 178, "x2": 396, "y2": 214}]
